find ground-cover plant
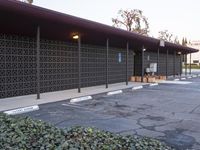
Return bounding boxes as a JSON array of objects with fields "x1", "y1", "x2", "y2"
[{"x1": 0, "y1": 113, "x2": 174, "y2": 150}]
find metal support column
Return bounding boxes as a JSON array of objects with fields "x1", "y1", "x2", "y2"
[
  {"x1": 157, "y1": 48, "x2": 159, "y2": 76},
  {"x1": 126, "y1": 42, "x2": 129, "y2": 85},
  {"x1": 133, "y1": 51, "x2": 135, "y2": 76},
  {"x1": 180, "y1": 54, "x2": 182, "y2": 77},
  {"x1": 106, "y1": 39, "x2": 109, "y2": 88},
  {"x1": 190, "y1": 53, "x2": 192, "y2": 75},
  {"x1": 166, "y1": 49, "x2": 168, "y2": 78},
  {"x1": 173, "y1": 51, "x2": 176, "y2": 77},
  {"x1": 78, "y1": 36, "x2": 81, "y2": 93},
  {"x1": 185, "y1": 54, "x2": 187, "y2": 76},
  {"x1": 36, "y1": 26, "x2": 40, "y2": 99},
  {"x1": 141, "y1": 46, "x2": 144, "y2": 82}
]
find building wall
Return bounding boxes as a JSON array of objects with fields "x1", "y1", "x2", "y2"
[
  {"x1": 187, "y1": 41, "x2": 200, "y2": 64},
  {"x1": 0, "y1": 34, "x2": 182, "y2": 99},
  {"x1": 0, "y1": 35, "x2": 37, "y2": 98},
  {"x1": 0, "y1": 34, "x2": 134, "y2": 99},
  {"x1": 134, "y1": 51, "x2": 181, "y2": 76}
]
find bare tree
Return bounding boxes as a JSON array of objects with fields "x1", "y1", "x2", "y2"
[
  {"x1": 174, "y1": 36, "x2": 180, "y2": 44},
  {"x1": 158, "y1": 30, "x2": 173, "y2": 42},
  {"x1": 112, "y1": 9, "x2": 149, "y2": 36},
  {"x1": 26, "y1": 0, "x2": 33, "y2": 4},
  {"x1": 18, "y1": 0, "x2": 33, "y2": 4}
]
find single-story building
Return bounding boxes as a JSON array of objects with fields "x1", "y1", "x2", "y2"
[{"x1": 0, "y1": 0, "x2": 198, "y2": 99}]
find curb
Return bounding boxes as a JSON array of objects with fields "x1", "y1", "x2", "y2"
[
  {"x1": 107, "y1": 90, "x2": 123, "y2": 96},
  {"x1": 174, "y1": 79, "x2": 180, "y2": 81},
  {"x1": 4, "y1": 105, "x2": 39, "y2": 115},
  {"x1": 149, "y1": 83, "x2": 159, "y2": 86},
  {"x1": 132, "y1": 86, "x2": 143, "y2": 90},
  {"x1": 70, "y1": 96, "x2": 92, "y2": 103}
]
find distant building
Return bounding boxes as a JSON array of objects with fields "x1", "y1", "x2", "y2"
[{"x1": 187, "y1": 41, "x2": 200, "y2": 65}]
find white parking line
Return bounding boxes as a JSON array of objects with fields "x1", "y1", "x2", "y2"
[
  {"x1": 61, "y1": 103, "x2": 96, "y2": 111},
  {"x1": 161, "y1": 80, "x2": 192, "y2": 84}
]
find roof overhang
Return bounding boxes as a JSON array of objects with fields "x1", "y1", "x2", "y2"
[{"x1": 0, "y1": 0, "x2": 198, "y2": 54}]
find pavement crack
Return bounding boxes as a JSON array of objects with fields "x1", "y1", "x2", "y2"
[
  {"x1": 115, "y1": 129, "x2": 139, "y2": 135},
  {"x1": 54, "y1": 116, "x2": 117, "y2": 127},
  {"x1": 136, "y1": 115, "x2": 183, "y2": 134},
  {"x1": 189, "y1": 104, "x2": 200, "y2": 114}
]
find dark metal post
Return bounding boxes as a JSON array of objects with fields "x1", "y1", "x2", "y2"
[
  {"x1": 126, "y1": 42, "x2": 129, "y2": 85},
  {"x1": 106, "y1": 39, "x2": 109, "y2": 88},
  {"x1": 78, "y1": 36, "x2": 81, "y2": 93},
  {"x1": 133, "y1": 51, "x2": 135, "y2": 76},
  {"x1": 141, "y1": 46, "x2": 144, "y2": 82},
  {"x1": 180, "y1": 54, "x2": 182, "y2": 77},
  {"x1": 166, "y1": 49, "x2": 168, "y2": 78},
  {"x1": 157, "y1": 48, "x2": 159, "y2": 76},
  {"x1": 190, "y1": 53, "x2": 192, "y2": 75},
  {"x1": 173, "y1": 51, "x2": 176, "y2": 77},
  {"x1": 185, "y1": 54, "x2": 187, "y2": 76},
  {"x1": 36, "y1": 26, "x2": 40, "y2": 99}
]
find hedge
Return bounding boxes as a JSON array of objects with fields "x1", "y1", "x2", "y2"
[{"x1": 0, "y1": 113, "x2": 174, "y2": 150}]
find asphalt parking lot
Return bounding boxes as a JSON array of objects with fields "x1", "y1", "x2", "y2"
[{"x1": 21, "y1": 77, "x2": 200, "y2": 150}]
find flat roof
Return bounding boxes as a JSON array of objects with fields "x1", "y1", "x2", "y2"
[{"x1": 0, "y1": 0, "x2": 198, "y2": 54}]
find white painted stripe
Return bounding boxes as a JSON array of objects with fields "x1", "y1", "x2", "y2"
[
  {"x1": 132, "y1": 86, "x2": 143, "y2": 90},
  {"x1": 174, "y1": 79, "x2": 180, "y2": 81},
  {"x1": 188, "y1": 77, "x2": 192, "y2": 79},
  {"x1": 198, "y1": 74, "x2": 200, "y2": 77},
  {"x1": 181, "y1": 78, "x2": 186, "y2": 80},
  {"x1": 160, "y1": 80, "x2": 192, "y2": 84},
  {"x1": 61, "y1": 103, "x2": 96, "y2": 111},
  {"x1": 149, "y1": 83, "x2": 158, "y2": 86},
  {"x1": 4, "y1": 105, "x2": 39, "y2": 115},
  {"x1": 107, "y1": 90, "x2": 122, "y2": 95},
  {"x1": 70, "y1": 96, "x2": 92, "y2": 103},
  {"x1": 193, "y1": 75, "x2": 197, "y2": 77}
]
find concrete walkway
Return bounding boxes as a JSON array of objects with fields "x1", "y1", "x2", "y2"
[{"x1": 0, "y1": 82, "x2": 148, "y2": 111}]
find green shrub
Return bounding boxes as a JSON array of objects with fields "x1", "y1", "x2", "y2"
[
  {"x1": 0, "y1": 113, "x2": 174, "y2": 150},
  {"x1": 0, "y1": 113, "x2": 65, "y2": 149},
  {"x1": 183, "y1": 64, "x2": 200, "y2": 69}
]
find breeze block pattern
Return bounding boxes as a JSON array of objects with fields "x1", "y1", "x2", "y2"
[
  {"x1": 0, "y1": 34, "x2": 134, "y2": 98},
  {"x1": 0, "y1": 34, "x2": 36, "y2": 98}
]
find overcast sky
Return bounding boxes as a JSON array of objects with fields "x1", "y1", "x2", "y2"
[{"x1": 34, "y1": 0, "x2": 200, "y2": 41}]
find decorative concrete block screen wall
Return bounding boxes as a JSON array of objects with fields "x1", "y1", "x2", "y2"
[
  {"x1": 134, "y1": 51, "x2": 181, "y2": 76},
  {"x1": 0, "y1": 34, "x2": 134, "y2": 99},
  {"x1": 0, "y1": 35, "x2": 37, "y2": 99},
  {"x1": 40, "y1": 39, "x2": 78, "y2": 93}
]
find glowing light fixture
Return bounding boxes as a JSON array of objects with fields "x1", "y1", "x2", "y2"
[
  {"x1": 143, "y1": 48, "x2": 146, "y2": 51},
  {"x1": 72, "y1": 35, "x2": 79, "y2": 39},
  {"x1": 177, "y1": 52, "x2": 181, "y2": 55}
]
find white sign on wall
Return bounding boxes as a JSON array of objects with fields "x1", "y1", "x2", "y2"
[
  {"x1": 150, "y1": 63, "x2": 157, "y2": 72},
  {"x1": 118, "y1": 53, "x2": 122, "y2": 63},
  {"x1": 160, "y1": 40, "x2": 165, "y2": 47}
]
